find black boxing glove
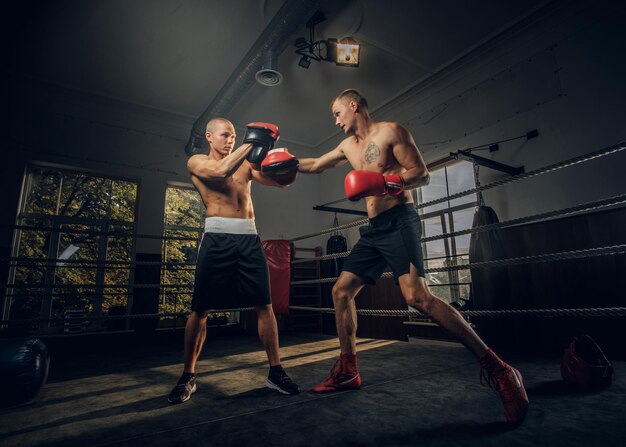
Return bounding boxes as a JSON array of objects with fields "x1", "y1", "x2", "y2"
[{"x1": 243, "y1": 122, "x2": 280, "y2": 170}]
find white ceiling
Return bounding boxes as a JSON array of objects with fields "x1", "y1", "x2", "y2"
[{"x1": 8, "y1": 0, "x2": 548, "y2": 152}]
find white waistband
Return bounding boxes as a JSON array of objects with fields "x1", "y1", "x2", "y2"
[{"x1": 204, "y1": 217, "x2": 257, "y2": 235}]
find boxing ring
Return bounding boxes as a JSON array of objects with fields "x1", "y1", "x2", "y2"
[
  {"x1": 286, "y1": 142, "x2": 626, "y2": 327},
  {"x1": 2, "y1": 141, "x2": 625, "y2": 330},
  {"x1": 1, "y1": 140, "x2": 625, "y2": 446}
]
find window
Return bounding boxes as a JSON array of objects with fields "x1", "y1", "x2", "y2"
[
  {"x1": 160, "y1": 184, "x2": 204, "y2": 319},
  {"x1": 418, "y1": 161, "x2": 476, "y2": 305},
  {"x1": 5, "y1": 164, "x2": 138, "y2": 332}
]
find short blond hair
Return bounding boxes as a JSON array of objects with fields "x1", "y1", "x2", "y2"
[
  {"x1": 331, "y1": 89, "x2": 368, "y2": 110},
  {"x1": 205, "y1": 117, "x2": 232, "y2": 134}
]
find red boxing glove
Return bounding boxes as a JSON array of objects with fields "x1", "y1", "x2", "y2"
[
  {"x1": 344, "y1": 170, "x2": 405, "y2": 201},
  {"x1": 261, "y1": 148, "x2": 299, "y2": 186}
]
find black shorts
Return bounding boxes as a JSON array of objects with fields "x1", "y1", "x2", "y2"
[
  {"x1": 342, "y1": 204, "x2": 425, "y2": 284},
  {"x1": 191, "y1": 233, "x2": 271, "y2": 311}
]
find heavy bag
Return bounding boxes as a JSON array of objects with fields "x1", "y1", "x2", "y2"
[
  {"x1": 468, "y1": 205, "x2": 510, "y2": 309},
  {"x1": 0, "y1": 338, "x2": 50, "y2": 407},
  {"x1": 322, "y1": 216, "x2": 348, "y2": 313},
  {"x1": 326, "y1": 234, "x2": 347, "y2": 275},
  {"x1": 561, "y1": 334, "x2": 613, "y2": 389},
  {"x1": 262, "y1": 240, "x2": 292, "y2": 315}
]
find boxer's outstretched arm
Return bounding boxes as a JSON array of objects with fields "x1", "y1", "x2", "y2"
[
  {"x1": 298, "y1": 144, "x2": 348, "y2": 174},
  {"x1": 187, "y1": 143, "x2": 252, "y2": 180}
]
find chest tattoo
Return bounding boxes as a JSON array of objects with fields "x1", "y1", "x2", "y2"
[{"x1": 364, "y1": 141, "x2": 381, "y2": 164}]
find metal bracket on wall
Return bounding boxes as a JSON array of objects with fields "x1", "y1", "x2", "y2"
[
  {"x1": 312, "y1": 205, "x2": 368, "y2": 216},
  {"x1": 451, "y1": 150, "x2": 524, "y2": 176}
]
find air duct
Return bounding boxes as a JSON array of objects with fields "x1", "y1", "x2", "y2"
[
  {"x1": 185, "y1": 0, "x2": 319, "y2": 156},
  {"x1": 256, "y1": 50, "x2": 283, "y2": 87}
]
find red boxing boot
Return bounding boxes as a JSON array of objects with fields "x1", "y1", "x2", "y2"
[
  {"x1": 479, "y1": 349, "x2": 529, "y2": 425},
  {"x1": 312, "y1": 353, "x2": 362, "y2": 393}
]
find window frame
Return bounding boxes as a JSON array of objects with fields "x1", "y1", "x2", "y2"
[
  {"x1": 417, "y1": 160, "x2": 477, "y2": 305},
  {"x1": 3, "y1": 162, "x2": 140, "y2": 331},
  {"x1": 159, "y1": 182, "x2": 205, "y2": 321}
]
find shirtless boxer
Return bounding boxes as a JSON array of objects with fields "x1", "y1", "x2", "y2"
[
  {"x1": 168, "y1": 118, "x2": 300, "y2": 403},
  {"x1": 297, "y1": 89, "x2": 529, "y2": 425}
]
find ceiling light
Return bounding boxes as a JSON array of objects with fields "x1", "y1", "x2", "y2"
[
  {"x1": 335, "y1": 37, "x2": 360, "y2": 67},
  {"x1": 294, "y1": 12, "x2": 361, "y2": 69}
]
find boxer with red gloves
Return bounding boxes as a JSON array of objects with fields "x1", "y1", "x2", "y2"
[
  {"x1": 296, "y1": 89, "x2": 528, "y2": 426},
  {"x1": 261, "y1": 148, "x2": 299, "y2": 186},
  {"x1": 243, "y1": 122, "x2": 280, "y2": 170},
  {"x1": 344, "y1": 170, "x2": 404, "y2": 200},
  {"x1": 169, "y1": 117, "x2": 299, "y2": 405}
]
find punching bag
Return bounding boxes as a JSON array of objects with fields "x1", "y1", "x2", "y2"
[
  {"x1": 0, "y1": 338, "x2": 50, "y2": 407},
  {"x1": 321, "y1": 215, "x2": 348, "y2": 312},
  {"x1": 326, "y1": 235, "x2": 347, "y2": 275},
  {"x1": 468, "y1": 205, "x2": 511, "y2": 309},
  {"x1": 262, "y1": 240, "x2": 292, "y2": 315},
  {"x1": 326, "y1": 213, "x2": 347, "y2": 276}
]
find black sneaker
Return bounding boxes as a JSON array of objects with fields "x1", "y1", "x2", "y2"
[
  {"x1": 168, "y1": 374, "x2": 197, "y2": 404},
  {"x1": 267, "y1": 368, "x2": 300, "y2": 395}
]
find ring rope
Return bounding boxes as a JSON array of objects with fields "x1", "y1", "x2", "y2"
[
  {"x1": 0, "y1": 223, "x2": 202, "y2": 242},
  {"x1": 5, "y1": 192, "x2": 624, "y2": 269},
  {"x1": 417, "y1": 141, "x2": 625, "y2": 209},
  {"x1": 0, "y1": 257, "x2": 198, "y2": 267},
  {"x1": 289, "y1": 141, "x2": 626, "y2": 242},
  {"x1": 288, "y1": 305, "x2": 626, "y2": 318},
  {"x1": 4, "y1": 244, "x2": 624, "y2": 291},
  {"x1": 5, "y1": 245, "x2": 623, "y2": 290},
  {"x1": 0, "y1": 308, "x2": 255, "y2": 326},
  {"x1": 3, "y1": 305, "x2": 624, "y2": 326},
  {"x1": 292, "y1": 193, "x2": 626, "y2": 264},
  {"x1": 290, "y1": 244, "x2": 626, "y2": 285},
  {"x1": 2, "y1": 142, "x2": 623, "y2": 254},
  {"x1": 421, "y1": 193, "x2": 626, "y2": 243},
  {"x1": 3, "y1": 290, "x2": 195, "y2": 298},
  {"x1": 2, "y1": 282, "x2": 195, "y2": 290},
  {"x1": 290, "y1": 216, "x2": 369, "y2": 242}
]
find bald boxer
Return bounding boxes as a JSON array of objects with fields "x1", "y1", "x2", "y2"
[
  {"x1": 168, "y1": 118, "x2": 299, "y2": 404},
  {"x1": 297, "y1": 89, "x2": 528, "y2": 425}
]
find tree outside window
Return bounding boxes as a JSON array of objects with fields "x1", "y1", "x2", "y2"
[
  {"x1": 160, "y1": 185, "x2": 204, "y2": 322},
  {"x1": 418, "y1": 161, "x2": 475, "y2": 306},
  {"x1": 4, "y1": 165, "x2": 138, "y2": 333}
]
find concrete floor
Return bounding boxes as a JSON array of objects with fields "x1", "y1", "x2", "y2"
[{"x1": 1, "y1": 331, "x2": 625, "y2": 447}]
